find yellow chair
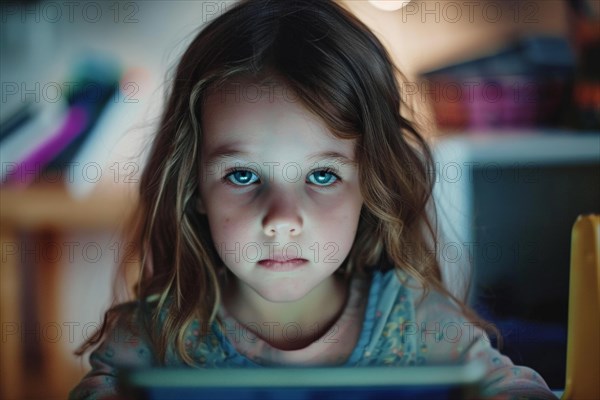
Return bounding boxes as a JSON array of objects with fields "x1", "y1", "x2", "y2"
[{"x1": 562, "y1": 214, "x2": 600, "y2": 400}]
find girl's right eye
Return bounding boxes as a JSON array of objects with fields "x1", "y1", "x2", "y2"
[{"x1": 223, "y1": 168, "x2": 260, "y2": 186}]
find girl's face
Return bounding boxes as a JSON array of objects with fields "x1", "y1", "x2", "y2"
[{"x1": 198, "y1": 78, "x2": 363, "y2": 304}]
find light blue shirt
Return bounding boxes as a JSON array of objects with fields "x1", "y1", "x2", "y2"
[{"x1": 69, "y1": 268, "x2": 558, "y2": 400}]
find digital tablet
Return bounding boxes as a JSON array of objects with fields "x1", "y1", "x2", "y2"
[{"x1": 119, "y1": 361, "x2": 487, "y2": 400}]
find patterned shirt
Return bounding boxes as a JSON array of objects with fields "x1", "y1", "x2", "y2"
[{"x1": 69, "y1": 268, "x2": 558, "y2": 400}]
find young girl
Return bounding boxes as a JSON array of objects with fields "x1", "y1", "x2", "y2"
[{"x1": 70, "y1": 1, "x2": 558, "y2": 399}]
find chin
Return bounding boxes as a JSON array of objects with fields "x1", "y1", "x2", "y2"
[{"x1": 255, "y1": 285, "x2": 312, "y2": 303}]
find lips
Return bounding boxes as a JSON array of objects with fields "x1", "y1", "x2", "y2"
[{"x1": 257, "y1": 258, "x2": 308, "y2": 271}]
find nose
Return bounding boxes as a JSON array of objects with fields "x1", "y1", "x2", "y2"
[
  {"x1": 262, "y1": 193, "x2": 303, "y2": 238},
  {"x1": 264, "y1": 222, "x2": 300, "y2": 237}
]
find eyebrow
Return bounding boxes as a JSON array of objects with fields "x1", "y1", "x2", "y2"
[{"x1": 206, "y1": 147, "x2": 357, "y2": 166}]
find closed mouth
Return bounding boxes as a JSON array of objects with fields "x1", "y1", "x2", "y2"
[{"x1": 257, "y1": 258, "x2": 308, "y2": 270}]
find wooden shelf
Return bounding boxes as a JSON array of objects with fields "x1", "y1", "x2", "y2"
[{"x1": 0, "y1": 182, "x2": 138, "y2": 230}]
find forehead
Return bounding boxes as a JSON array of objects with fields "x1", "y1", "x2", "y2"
[{"x1": 200, "y1": 77, "x2": 355, "y2": 158}]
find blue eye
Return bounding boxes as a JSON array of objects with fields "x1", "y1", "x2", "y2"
[
  {"x1": 223, "y1": 167, "x2": 341, "y2": 187},
  {"x1": 307, "y1": 168, "x2": 339, "y2": 186},
  {"x1": 224, "y1": 169, "x2": 259, "y2": 186}
]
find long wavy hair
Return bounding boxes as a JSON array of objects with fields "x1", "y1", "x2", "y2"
[{"x1": 76, "y1": 0, "x2": 500, "y2": 365}]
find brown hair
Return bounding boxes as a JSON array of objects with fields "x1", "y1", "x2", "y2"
[{"x1": 76, "y1": 0, "x2": 500, "y2": 365}]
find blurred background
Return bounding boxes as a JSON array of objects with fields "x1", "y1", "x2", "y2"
[{"x1": 1, "y1": 0, "x2": 598, "y2": 399}]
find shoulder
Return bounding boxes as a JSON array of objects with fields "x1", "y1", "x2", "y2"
[
  {"x1": 371, "y1": 267, "x2": 465, "y2": 321},
  {"x1": 367, "y1": 268, "x2": 477, "y2": 360},
  {"x1": 90, "y1": 300, "x2": 158, "y2": 367},
  {"x1": 68, "y1": 301, "x2": 158, "y2": 400},
  {"x1": 362, "y1": 269, "x2": 557, "y2": 398},
  {"x1": 368, "y1": 267, "x2": 455, "y2": 319}
]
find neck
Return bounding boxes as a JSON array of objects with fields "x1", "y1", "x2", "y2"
[{"x1": 220, "y1": 271, "x2": 350, "y2": 336}]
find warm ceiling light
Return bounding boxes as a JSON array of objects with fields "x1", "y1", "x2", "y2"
[{"x1": 368, "y1": 0, "x2": 412, "y2": 11}]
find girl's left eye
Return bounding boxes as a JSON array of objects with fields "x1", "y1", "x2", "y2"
[{"x1": 307, "y1": 168, "x2": 340, "y2": 187}]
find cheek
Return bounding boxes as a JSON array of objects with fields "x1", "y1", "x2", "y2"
[
  {"x1": 319, "y1": 215, "x2": 359, "y2": 248},
  {"x1": 207, "y1": 209, "x2": 254, "y2": 248},
  {"x1": 315, "y1": 195, "x2": 362, "y2": 250}
]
